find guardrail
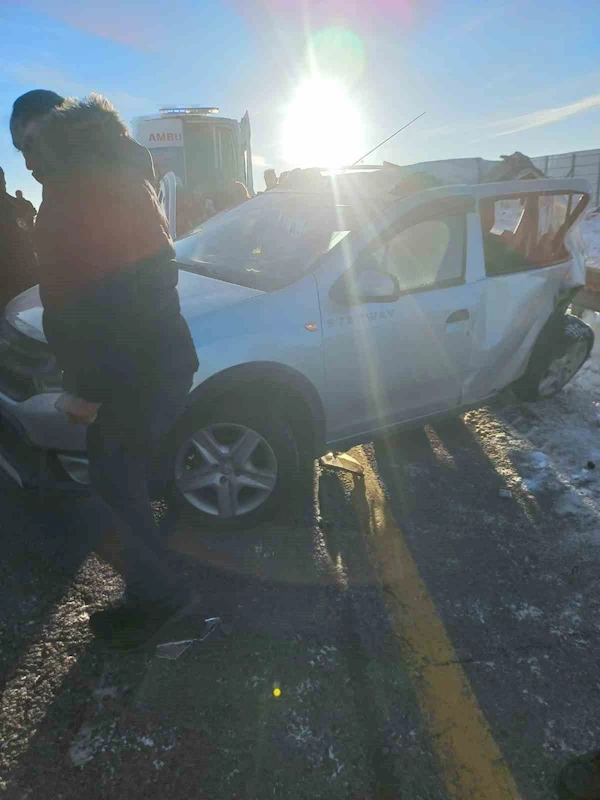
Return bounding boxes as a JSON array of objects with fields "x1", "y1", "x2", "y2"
[{"x1": 532, "y1": 149, "x2": 600, "y2": 206}]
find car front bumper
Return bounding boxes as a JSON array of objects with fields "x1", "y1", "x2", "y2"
[{"x1": 0, "y1": 391, "x2": 88, "y2": 489}]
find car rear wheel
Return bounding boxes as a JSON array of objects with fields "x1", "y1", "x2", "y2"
[
  {"x1": 513, "y1": 314, "x2": 594, "y2": 401},
  {"x1": 170, "y1": 403, "x2": 300, "y2": 530}
]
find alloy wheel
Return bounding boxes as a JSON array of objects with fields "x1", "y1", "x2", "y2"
[{"x1": 175, "y1": 423, "x2": 278, "y2": 518}]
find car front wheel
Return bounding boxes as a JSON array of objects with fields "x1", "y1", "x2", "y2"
[{"x1": 170, "y1": 403, "x2": 300, "y2": 530}]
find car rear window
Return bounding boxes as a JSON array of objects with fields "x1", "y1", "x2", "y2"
[{"x1": 480, "y1": 192, "x2": 586, "y2": 276}]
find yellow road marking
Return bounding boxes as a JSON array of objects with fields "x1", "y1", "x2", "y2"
[{"x1": 352, "y1": 450, "x2": 522, "y2": 800}]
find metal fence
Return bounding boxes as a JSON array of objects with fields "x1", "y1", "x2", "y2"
[{"x1": 531, "y1": 148, "x2": 600, "y2": 205}]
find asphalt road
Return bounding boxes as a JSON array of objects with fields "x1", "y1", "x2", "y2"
[{"x1": 0, "y1": 393, "x2": 598, "y2": 798}]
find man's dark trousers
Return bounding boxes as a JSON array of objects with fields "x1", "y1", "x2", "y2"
[{"x1": 86, "y1": 371, "x2": 193, "y2": 609}]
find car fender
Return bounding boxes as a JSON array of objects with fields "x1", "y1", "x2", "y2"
[{"x1": 182, "y1": 361, "x2": 327, "y2": 457}]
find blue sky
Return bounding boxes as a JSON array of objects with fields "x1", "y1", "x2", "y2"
[{"x1": 1, "y1": 0, "x2": 599, "y2": 205}]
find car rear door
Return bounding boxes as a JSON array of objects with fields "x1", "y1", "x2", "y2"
[
  {"x1": 462, "y1": 177, "x2": 590, "y2": 404},
  {"x1": 316, "y1": 189, "x2": 480, "y2": 445}
]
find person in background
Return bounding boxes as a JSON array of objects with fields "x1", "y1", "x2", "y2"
[
  {"x1": 11, "y1": 91, "x2": 199, "y2": 649},
  {"x1": 231, "y1": 180, "x2": 251, "y2": 206},
  {"x1": 264, "y1": 168, "x2": 278, "y2": 190},
  {"x1": 14, "y1": 190, "x2": 37, "y2": 228},
  {"x1": 0, "y1": 167, "x2": 38, "y2": 310}
]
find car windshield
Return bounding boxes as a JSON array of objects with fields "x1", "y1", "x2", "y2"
[{"x1": 175, "y1": 191, "x2": 358, "y2": 290}]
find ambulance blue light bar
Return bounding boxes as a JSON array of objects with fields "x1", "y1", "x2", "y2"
[{"x1": 159, "y1": 107, "x2": 219, "y2": 116}]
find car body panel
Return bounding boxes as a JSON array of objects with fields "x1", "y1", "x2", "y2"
[
  {"x1": 1, "y1": 390, "x2": 86, "y2": 451},
  {"x1": 317, "y1": 278, "x2": 479, "y2": 441},
  {"x1": 4, "y1": 271, "x2": 266, "y2": 347},
  {"x1": 5, "y1": 286, "x2": 46, "y2": 343},
  {"x1": 0, "y1": 175, "x2": 592, "y2": 485},
  {"x1": 181, "y1": 272, "x2": 325, "y2": 399},
  {"x1": 463, "y1": 262, "x2": 574, "y2": 404},
  {"x1": 176, "y1": 270, "x2": 265, "y2": 318}
]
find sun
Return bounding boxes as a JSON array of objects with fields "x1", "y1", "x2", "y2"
[{"x1": 281, "y1": 77, "x2": 365, "y2": 169}]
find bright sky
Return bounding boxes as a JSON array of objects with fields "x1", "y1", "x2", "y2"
[{"x1": 1, "y1": 0, "x2": 599, "y2": 205}]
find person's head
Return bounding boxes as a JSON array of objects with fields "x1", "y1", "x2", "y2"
[
  {"x1": 279, "y1": 170, "x2": 290, "y2": 185},
  {"x1": 10, "y1": 89, "x2": 65, "y2": 151},
  {"x1": 232, "y1": 181, "x2": 251, "y2": 205},
  {"x1": 264, "y1": 168, "x2": 277, "y2": 190},
  {"x1": 15, "y1": 190, "x2": 23, "y2": 199},
  {"x1": 0, "y1": 167, "x2": 6, "y2": 194},
  {"x1": 15, "y1": 93, "x2": 126, "y2": 183}
]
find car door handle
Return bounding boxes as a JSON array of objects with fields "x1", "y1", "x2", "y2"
[{"x1": 446, "y1": 309, "x2": 470, "y2": 324}]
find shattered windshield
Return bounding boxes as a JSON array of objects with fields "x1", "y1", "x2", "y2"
[{"x1": 175, "y1": 191, "x2": 357, "y2": 290}]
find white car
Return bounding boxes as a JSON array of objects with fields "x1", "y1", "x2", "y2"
[{"x1": 0, "y1": 169, "x2": 594, "y2": 530}]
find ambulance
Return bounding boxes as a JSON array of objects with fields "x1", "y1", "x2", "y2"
[{"x1": 132, "y1": 107, "x2": 254, "y2": 197}]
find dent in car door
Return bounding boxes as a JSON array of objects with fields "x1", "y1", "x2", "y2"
[{"x1": 319, "y1": 209, "x2": 477, "y2": 444}]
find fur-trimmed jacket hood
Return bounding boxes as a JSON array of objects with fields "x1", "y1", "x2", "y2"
[{"x1": 29, "y1": 94, "x2": 155, "y2": 186}]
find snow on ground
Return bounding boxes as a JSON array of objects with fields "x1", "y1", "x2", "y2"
[
  {"x1": 581, "y1": 210, "x2": 600, "y2": 270},
  {"x1": 497, "y1": 312, "x2": 600, "y2": 541}
]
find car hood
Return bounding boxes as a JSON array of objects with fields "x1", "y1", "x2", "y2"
[{"x1": 4, "y1": 270, "x2": 264, "y2": 344}]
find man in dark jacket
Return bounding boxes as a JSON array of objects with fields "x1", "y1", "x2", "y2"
[
  {"x1": 11, "y1": 91, "x2": 199, "y2": 648},
  {"x1": 0, "y1": 167, "x2": 38, "y2": 310}
]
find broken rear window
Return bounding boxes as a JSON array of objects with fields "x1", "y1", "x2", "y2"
[{"x1": 480, "y1": 192, "x2": 585, "y2": 276}]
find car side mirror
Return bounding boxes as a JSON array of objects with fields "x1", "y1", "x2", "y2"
[{"x1": 330, "y1": 267, "x2": 400, "y2": 306}]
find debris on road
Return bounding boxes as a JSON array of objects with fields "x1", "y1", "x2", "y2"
[
  {"x1": 156, "y1": 617, "x2": 227, "y2": 660},
  {"x1": 320, "y1": 452, "x2": 364, "y2": 475}
]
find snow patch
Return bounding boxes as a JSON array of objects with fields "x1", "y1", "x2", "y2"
[
  {"x1": 295, "y1": 678, "x2": 322, "y2": 698},
  {"x1": 69, "y1": 721, "x2": 177, "y2": 768},
  {"x1": 328, "y1": 745, "x2": 345, "y2": 780},
  {"x1": 581, "y1": 212, "x2": 600, "y2": 271},
  {"x1": 498, "y1": 312, "x2": 600, "y2": 541},
  {"x1": 285, "y1": 710, "x2": 324, "y2": 767},
  {"x1": 512, "y1": 603, "x2": 544, "y2": 621},
  {"x1": 307, "y1": 644, "x2": 338, "y2": 669}
]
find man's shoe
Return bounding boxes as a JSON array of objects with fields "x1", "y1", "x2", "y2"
[{"x1": 558, "y1": 751, "x2": 600, "y2": 799}]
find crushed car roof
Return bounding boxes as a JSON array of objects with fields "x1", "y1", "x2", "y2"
[{"x1": 276, "y1": 152, "x2": 545, "y2": 208}]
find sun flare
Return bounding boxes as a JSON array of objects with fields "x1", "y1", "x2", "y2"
[{"x1": 281, "y1": 77, "x2": 364, "y2": 169}]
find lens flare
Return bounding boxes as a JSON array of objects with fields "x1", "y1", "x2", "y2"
[
  {"x1": 281, "y1": 77, "x2": 364, "y2": 168},
  {"x1": 308, "y1": 26, "x2": 366, "y2": 86}
]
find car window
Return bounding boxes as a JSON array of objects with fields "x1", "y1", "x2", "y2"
[
  {"x1": 480, "y1": 192, "x2": 584, "y2": 276},
  {"x1": 176, "y1": 191, "x2": 359, "y2": 290},
  {"x1": 371, "y1": 216, "x2": 465, "y2": 294}
]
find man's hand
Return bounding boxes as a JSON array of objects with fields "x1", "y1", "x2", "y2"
[{"x1": 55, "y1": 392, "x2": 101, "y2": 425}]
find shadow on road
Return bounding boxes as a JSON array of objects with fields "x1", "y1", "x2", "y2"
[{"x1": 0, "y1": 458, "x2": 447, "y2": 799}]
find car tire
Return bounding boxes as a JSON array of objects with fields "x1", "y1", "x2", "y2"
[
  {"x1": 168, "y1": 400, "x2": 301, "y2": 531},
  {"x1": 513, "y1": 314, "x2": 594, "y2": 402}
]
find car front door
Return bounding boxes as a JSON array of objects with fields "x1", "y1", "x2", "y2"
[{"x1": 317, "y1": 193, "x2": 479, "y2": 445}]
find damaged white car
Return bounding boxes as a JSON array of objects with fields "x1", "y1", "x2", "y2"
[{"x1": 0, "y1": 157, "x2": 594, "y2": 529}]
